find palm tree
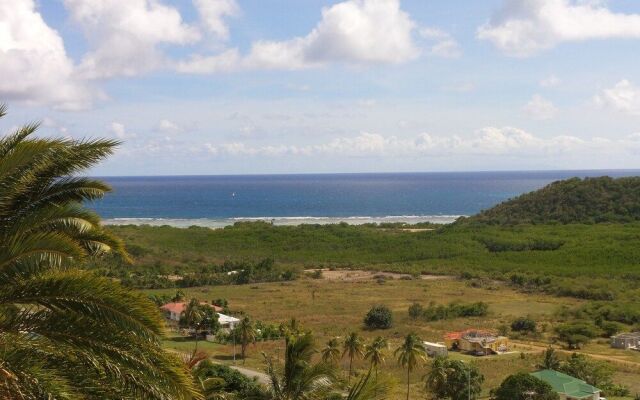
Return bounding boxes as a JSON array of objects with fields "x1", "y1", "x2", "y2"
[
  {"x1": 364, "y1": 337, "x2": 387, "y2": 390},
  {"x1": 263, "y1": 332, "x2": 335, "y2": 399},
  {"x1": 321, "y1": 338, "x2": 342, "y2": 364},
  {"x1": 538, "y1": 346, "x2": 561, "y2": 370},
  {"x1": 343, "y1": 332, "x2": 365, "y2": 383},
  {"x1": 342, "y1": 368, "x2": 389, "y2": 400},
  {"x1": 182, "y1": 298, "x2": 205, "y2": 354},
  {"x1": 237, "y1": 316, "x2": 257, "y2": 364},
  {"x1": 424, "y1": 356, "x2": 450, "y2": 399},
  {"x1": 0, "y1": 105, "x2": 199, "y2": 398},
  {"x1": 394, "y1": 333, "x2": 426, "y2": 400}
]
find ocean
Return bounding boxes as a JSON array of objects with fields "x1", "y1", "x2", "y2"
[{"x1": 93, "y1": 170, "x2": 640, "y2": 227}]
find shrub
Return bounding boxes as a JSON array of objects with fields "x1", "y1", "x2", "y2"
[
  {"x1": 493, "y1": 372, "x2": 559, "y2": 400},
  {"x1": 364, "y1": 305, "x2": 393, "y2": 329},
  {"x1": 408, "y1": 302, "x2": 423, "y2": 320},
  {"x1": 555, "y1": 322, "x2": 600, "y2": 349},
  {"x1": 511, "y1": 317, "x2": 537, "y2": 333}
]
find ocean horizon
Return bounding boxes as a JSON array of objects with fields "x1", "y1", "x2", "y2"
[{"x1": 93, "y1": 169, "x2": 640, "y2": 227}]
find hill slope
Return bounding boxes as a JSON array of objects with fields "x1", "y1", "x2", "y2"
[{"x1": 462, "y1": 176, "x2": 640, "y2": 224}]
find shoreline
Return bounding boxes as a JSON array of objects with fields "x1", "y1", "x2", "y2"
[{"x1": 102, "y1": 215, "x2": 462, "y2": 228}]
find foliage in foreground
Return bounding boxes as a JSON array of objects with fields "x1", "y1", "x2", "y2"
[{"x1": 0, "y1": 106, "x2": 198, "y2": 399}]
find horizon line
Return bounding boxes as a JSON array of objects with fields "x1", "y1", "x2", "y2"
[{"x1": 93, "y1": 168, "x2": 640, "y2": 179}]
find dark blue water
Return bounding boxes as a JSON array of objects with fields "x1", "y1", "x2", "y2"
[{"x1": 91, "y1": 170, "x2": 640, "y2": 225}]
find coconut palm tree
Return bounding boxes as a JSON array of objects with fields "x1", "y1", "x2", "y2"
[
  {"x1": 321, "y1": 338, "x2": 342, "y2": 364},
  {"x1": 182, "y1": 298, "x2": 205, "y2": 354},
  {"x1": 394, "y1": 333, "x2": 426, "y2": 400},
  {"x1": 538, "y1": 346, "x2": 561, "y2": 370},
  {"x1": 0, "y1": 105, "x2": 199, "y2": 399},
  {"x1": 342, "y1": 332, "x2": 365, "y2": 383},
  {"x1": 263, "y1": 332, "x2": 335, "y2": 400},
  {"x1": 424, "y1": 356, "x2": 450, "y2": 398},
  {"x1": 364, "y1": 336, "x2": 387, "y2": 391},
  {"x1": 341, "y1": 368, "x2": 389, "y2": 400},
  {"x1": 236, "y1": 316, "x2": 257, "y2": 364}
]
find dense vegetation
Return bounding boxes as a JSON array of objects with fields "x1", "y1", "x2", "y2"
[
  {"x1": 463, "y1": 176, "x2": 640, "y2": 225},
  {"x1": 95, "y1": 221, "x2": 640, "y2": 306}
]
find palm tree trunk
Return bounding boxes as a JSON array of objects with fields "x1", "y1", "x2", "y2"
[
  {"x1": 406, "y1": 367, "x2": 410, "y2": 400},
  {"x1": 348, "y1": 356, "x2": 353, "y2": 384}
]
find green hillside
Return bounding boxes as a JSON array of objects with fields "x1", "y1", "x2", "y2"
[{"x1": 462, "y1": 176, "x2": 640, "y2": 225}]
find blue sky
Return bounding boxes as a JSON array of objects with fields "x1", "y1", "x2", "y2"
[{"x1": 1, "y1": 0, "x2": 640, "y2": 175}]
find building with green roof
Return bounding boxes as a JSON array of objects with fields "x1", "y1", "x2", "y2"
[{"x1": 530, "y1": 370, "x2": 601, "y2": 400}]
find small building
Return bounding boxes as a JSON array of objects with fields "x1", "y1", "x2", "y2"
[
  {"x1": 423, "y1": 341, "x2": 448, "y2": 357},
  {"x1": 160, "y1": 302, "x2": 223, "y2": 322},
  {"x1": 531, "y1": 370, "x2": 601, "y2": 400},
  {"x1": 444, "y1": 329, "x2": 508, "y2": 355},
  {"x1": 611, "y1": 332, "x2": 640, "y2": 350},
  {"x1": 217, "y1": 313, "x2": 240, "y2": 331}
]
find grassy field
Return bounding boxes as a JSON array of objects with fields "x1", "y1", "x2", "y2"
[{"x1": 147, "y1": 274, "x2": 640, "y2": 399}]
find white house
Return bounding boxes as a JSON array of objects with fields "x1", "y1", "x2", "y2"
[
  {"x1": 217, "y1": 313, "x2": 240, "y2": 330},
  {"x1": 424, "y1": 341, "x2": 448, "y2": 357}
]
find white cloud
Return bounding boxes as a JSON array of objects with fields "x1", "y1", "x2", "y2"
[
  {"x1": 157, "y1": 119, "x2": 182, "y2": 134},
  {"x1": 193, "y1": 0, "x2": 238, "y2": 40},
  {"x1": 540, "y1": 75, "x2": 561, "y2": 88},
  {"x1": 420, "y1": 27, "x2": 462, "y2": 58},
  {"x1": 594, "y1": 80, "x2": 640, "y2": 115},
  {"x1": 64, "y1": 0, "x2": 200, "y2": 79},
  {"x1": 109, "y1": 122, "x2": 136, "y2": 139},
  {"x1": 0, "y1": 0, "x2": 95, "y2": 110},
  {"x1": 478, "y1": 0, "x2": 640, "y2": 57},
  {"x1": 522, "y1": 94, "x2": 558, "y2": 120},
  {"x1": 193, "y1": 127, "x2": 625, "y2": 158},
  {"x1": 181, "y1": 0, "x2": 419, "y2": 73}
]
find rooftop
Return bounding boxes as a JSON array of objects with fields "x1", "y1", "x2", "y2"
[
  {"x1": 160, "y1": 302, "x2": 223, "y2": 314},
  {"x1": 531, "y1": 370, "x2": 600, "y2": 399},
  {"x1": 613, "y1": 332, "x2": 640, "y2": 339}
]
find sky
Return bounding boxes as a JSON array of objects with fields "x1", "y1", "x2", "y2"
[{"x1": 1, "y1": 0, "x2": 640, "y2": 176}]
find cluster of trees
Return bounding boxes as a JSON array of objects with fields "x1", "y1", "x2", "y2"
[
  {"x1": 478, "y1": 237, "x2": 564, "y2": 253},
  {"x1": 95, "y1": 257, "x2": 300, "y2": 289},
  {"x1": 464, "y1": 176, "x2": 640, "y2": 225},
  {"x1": 408, "y1": 301, "x2": 489, "y2": 321},
  {"x1": 0, "y1": 107, "x2": 197, "y2": 397},
  {"x1": 507, "y1": 272, "x2": 617, "y2": 301}
]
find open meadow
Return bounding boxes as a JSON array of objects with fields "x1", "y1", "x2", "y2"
[{"x1": 145, "y1": 272, "x2": 640, "y2": 399}]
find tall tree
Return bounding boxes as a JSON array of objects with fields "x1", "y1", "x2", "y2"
[
  {"x1": 538, "y1": 347, "x2": 561, "y2": 370},
  {"x1": 263, "y1": 332, "x2": 335, "y2": 400},
  {"x1": 364, "y1": 337, "x2": 387, "y2": 388},
  {"x1": 236, "y1": 316, "x2": 257, "y2": 364},
  {"x1": 343, "y1": 332, "x2": 365, "y2": 383},
  {"x1": 394, "y1": 333, "x2": 426, "y2": 400},
  {"x1": 424, "y1": 358, "x2": 483, "y2": 400},
  {"x1": 424, "y1": 356, "x2": 450, "y2": 399},
  {"x1": 321, "y1": 338, "x2": 342, "y2": 364},
  {"x1": 0, "y1": 105, "x2": 198, "y2": 398},
  {"x1": 181, "y1": 298, "x2": 205, "y2": 355}
]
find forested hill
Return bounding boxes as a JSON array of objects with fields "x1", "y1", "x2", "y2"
[{"x1": 461, "y1": 176, "x2": 640, "y2": 225}]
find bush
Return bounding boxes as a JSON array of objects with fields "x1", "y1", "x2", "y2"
[
  {"x1": 493, "y1": 372, "x2": 559, "y2": 400},
  {"x1": 555, "y1": 322, "x2": 600, "y2": 349},
  {"x1": 408, "y1": 302, "x2": 423, "y2": 320},
  {"x1": 511, "y1": 317, "x2": 537, "y2": 333},
  {"x1": 364, "y1": 305, "x2": 393, "y2": 329}
]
